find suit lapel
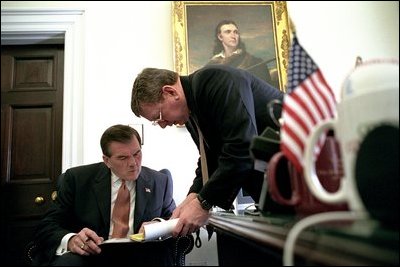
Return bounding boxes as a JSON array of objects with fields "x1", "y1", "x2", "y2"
[
  {"x1": 134, "y1": 169, "x2": 153, "y2": 232},
  {"x1": 93, "y1": 164, "x2": 112, "y2": 232}
]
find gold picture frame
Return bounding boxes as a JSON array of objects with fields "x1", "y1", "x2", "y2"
[{"x1": 172, "y1": 1, "x2": 291, "y2": 92}]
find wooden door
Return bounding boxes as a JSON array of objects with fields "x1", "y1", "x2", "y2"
[{"x1": 1, "y1": 44, "x2": 64, "y2": 265}]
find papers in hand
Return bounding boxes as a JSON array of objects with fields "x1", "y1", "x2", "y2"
[{"x1": 130, "y1": 218, "x2": 179, "y2": 242}]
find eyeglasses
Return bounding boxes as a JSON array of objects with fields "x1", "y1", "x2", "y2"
[{"x1": 152, "y1": 108, "x2": 164, "y2": 126}]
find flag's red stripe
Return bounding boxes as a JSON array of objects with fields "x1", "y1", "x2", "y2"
[
  {"x1": 281, "y1": 123, "x2": 305, "y2": 152},
  {"x1": 282, "y1": 102, "x2": 309, "y2": 135}
]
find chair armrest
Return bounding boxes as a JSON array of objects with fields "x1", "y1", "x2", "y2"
[
  {"x1": 174, "y1": 234, "x2": 195, "y2": 266},
  {"x1": 24, "y1": 241, "x2": 38, "y2": 266}
]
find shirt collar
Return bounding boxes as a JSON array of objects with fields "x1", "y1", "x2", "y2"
[
  {"x1": 217, "y1": 48, "x2": 242, "y2": 58},
  {"x1": 111, "y1": 171, "x2": 135, "y2": 191}
]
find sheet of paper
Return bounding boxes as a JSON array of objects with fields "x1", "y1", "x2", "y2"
[
  {"x1": 143, "y1": 218, "x2": 179, "y2": 240},
  {"x1": 101, "y1": 237, "x2": 132, "y2": 244}
]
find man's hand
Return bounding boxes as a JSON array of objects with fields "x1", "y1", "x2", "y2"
[
  {"x1": 68, "y1": 227, "x2": 104, "y2": 255},
  {"x1": 171, "y1": 193, "x2": 198, "y2": 219},
  {"x1": 171, "y1": 195, "x2": 210, "y2": 237}
]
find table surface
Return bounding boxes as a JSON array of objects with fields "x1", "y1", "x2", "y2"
[{"x1": 209, "y1": 211, "x2": 399, "y2": 266}]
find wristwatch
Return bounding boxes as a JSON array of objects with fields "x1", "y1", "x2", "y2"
[{"x1": 197, "y1": 194, "x2": 213, "y2": 211}]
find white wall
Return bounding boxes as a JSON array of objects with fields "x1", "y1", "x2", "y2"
[
  {"x1": 2, "y1": 0, "x2": 398, "y2": 205},
  {"x1": 287, "y1": 1, "x2": 399, "y2": 100}
]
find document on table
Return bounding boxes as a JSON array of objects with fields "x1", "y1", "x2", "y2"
[
  {"x1": 100, "y1": 218, "x2": 179, "y2": 244},
  {"x1": 130, "y1": 218, "x2": 179, "y2": 241}
]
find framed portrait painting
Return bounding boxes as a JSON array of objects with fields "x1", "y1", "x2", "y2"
[{"x1": 172, "y1": 1, "x2": 291, "y2": 92}]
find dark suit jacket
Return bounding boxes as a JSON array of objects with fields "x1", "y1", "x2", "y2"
[
  {"x1": 33, "y1": 162, "x2": 176, "y2": 265},
  {"x1": 181, "y1": 64, "x2": 284, "y2": 210}
]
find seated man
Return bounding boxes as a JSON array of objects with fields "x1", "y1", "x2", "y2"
[{"x1": 32, "y1": 124, "x2": 176, "y2": 266}]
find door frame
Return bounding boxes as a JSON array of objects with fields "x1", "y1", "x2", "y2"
[{"x1": 2, "y1": 8, "x2": 85, "y2": 170}]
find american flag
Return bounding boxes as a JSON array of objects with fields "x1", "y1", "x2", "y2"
[{"x1": 280, "y1": 35, "x2": 337, "y2": 172}]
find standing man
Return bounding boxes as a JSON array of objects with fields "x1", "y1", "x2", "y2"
[
  {"x1": 131, "y1": 65, "x2": 284, "y2": 237},
  {"x1": 33, "y1": 124, "x2": 176, "y2": 265}
]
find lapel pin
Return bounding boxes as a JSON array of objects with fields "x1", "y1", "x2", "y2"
[{"x1": 145, "y1": 187, "x2": 151, "y2": 193}]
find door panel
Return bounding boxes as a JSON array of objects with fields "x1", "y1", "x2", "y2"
[{"x1": 1, "y1": 44, "x2": 64, "y2": 265}]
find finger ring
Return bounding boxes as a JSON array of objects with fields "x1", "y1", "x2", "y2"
[{"x1": 80, "y1": 243, "x2": 85, "y2": 249}]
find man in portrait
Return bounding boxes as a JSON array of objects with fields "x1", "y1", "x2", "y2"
[{"x1": 206, "y1": 19, "x2": 278, "y2": 88}]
